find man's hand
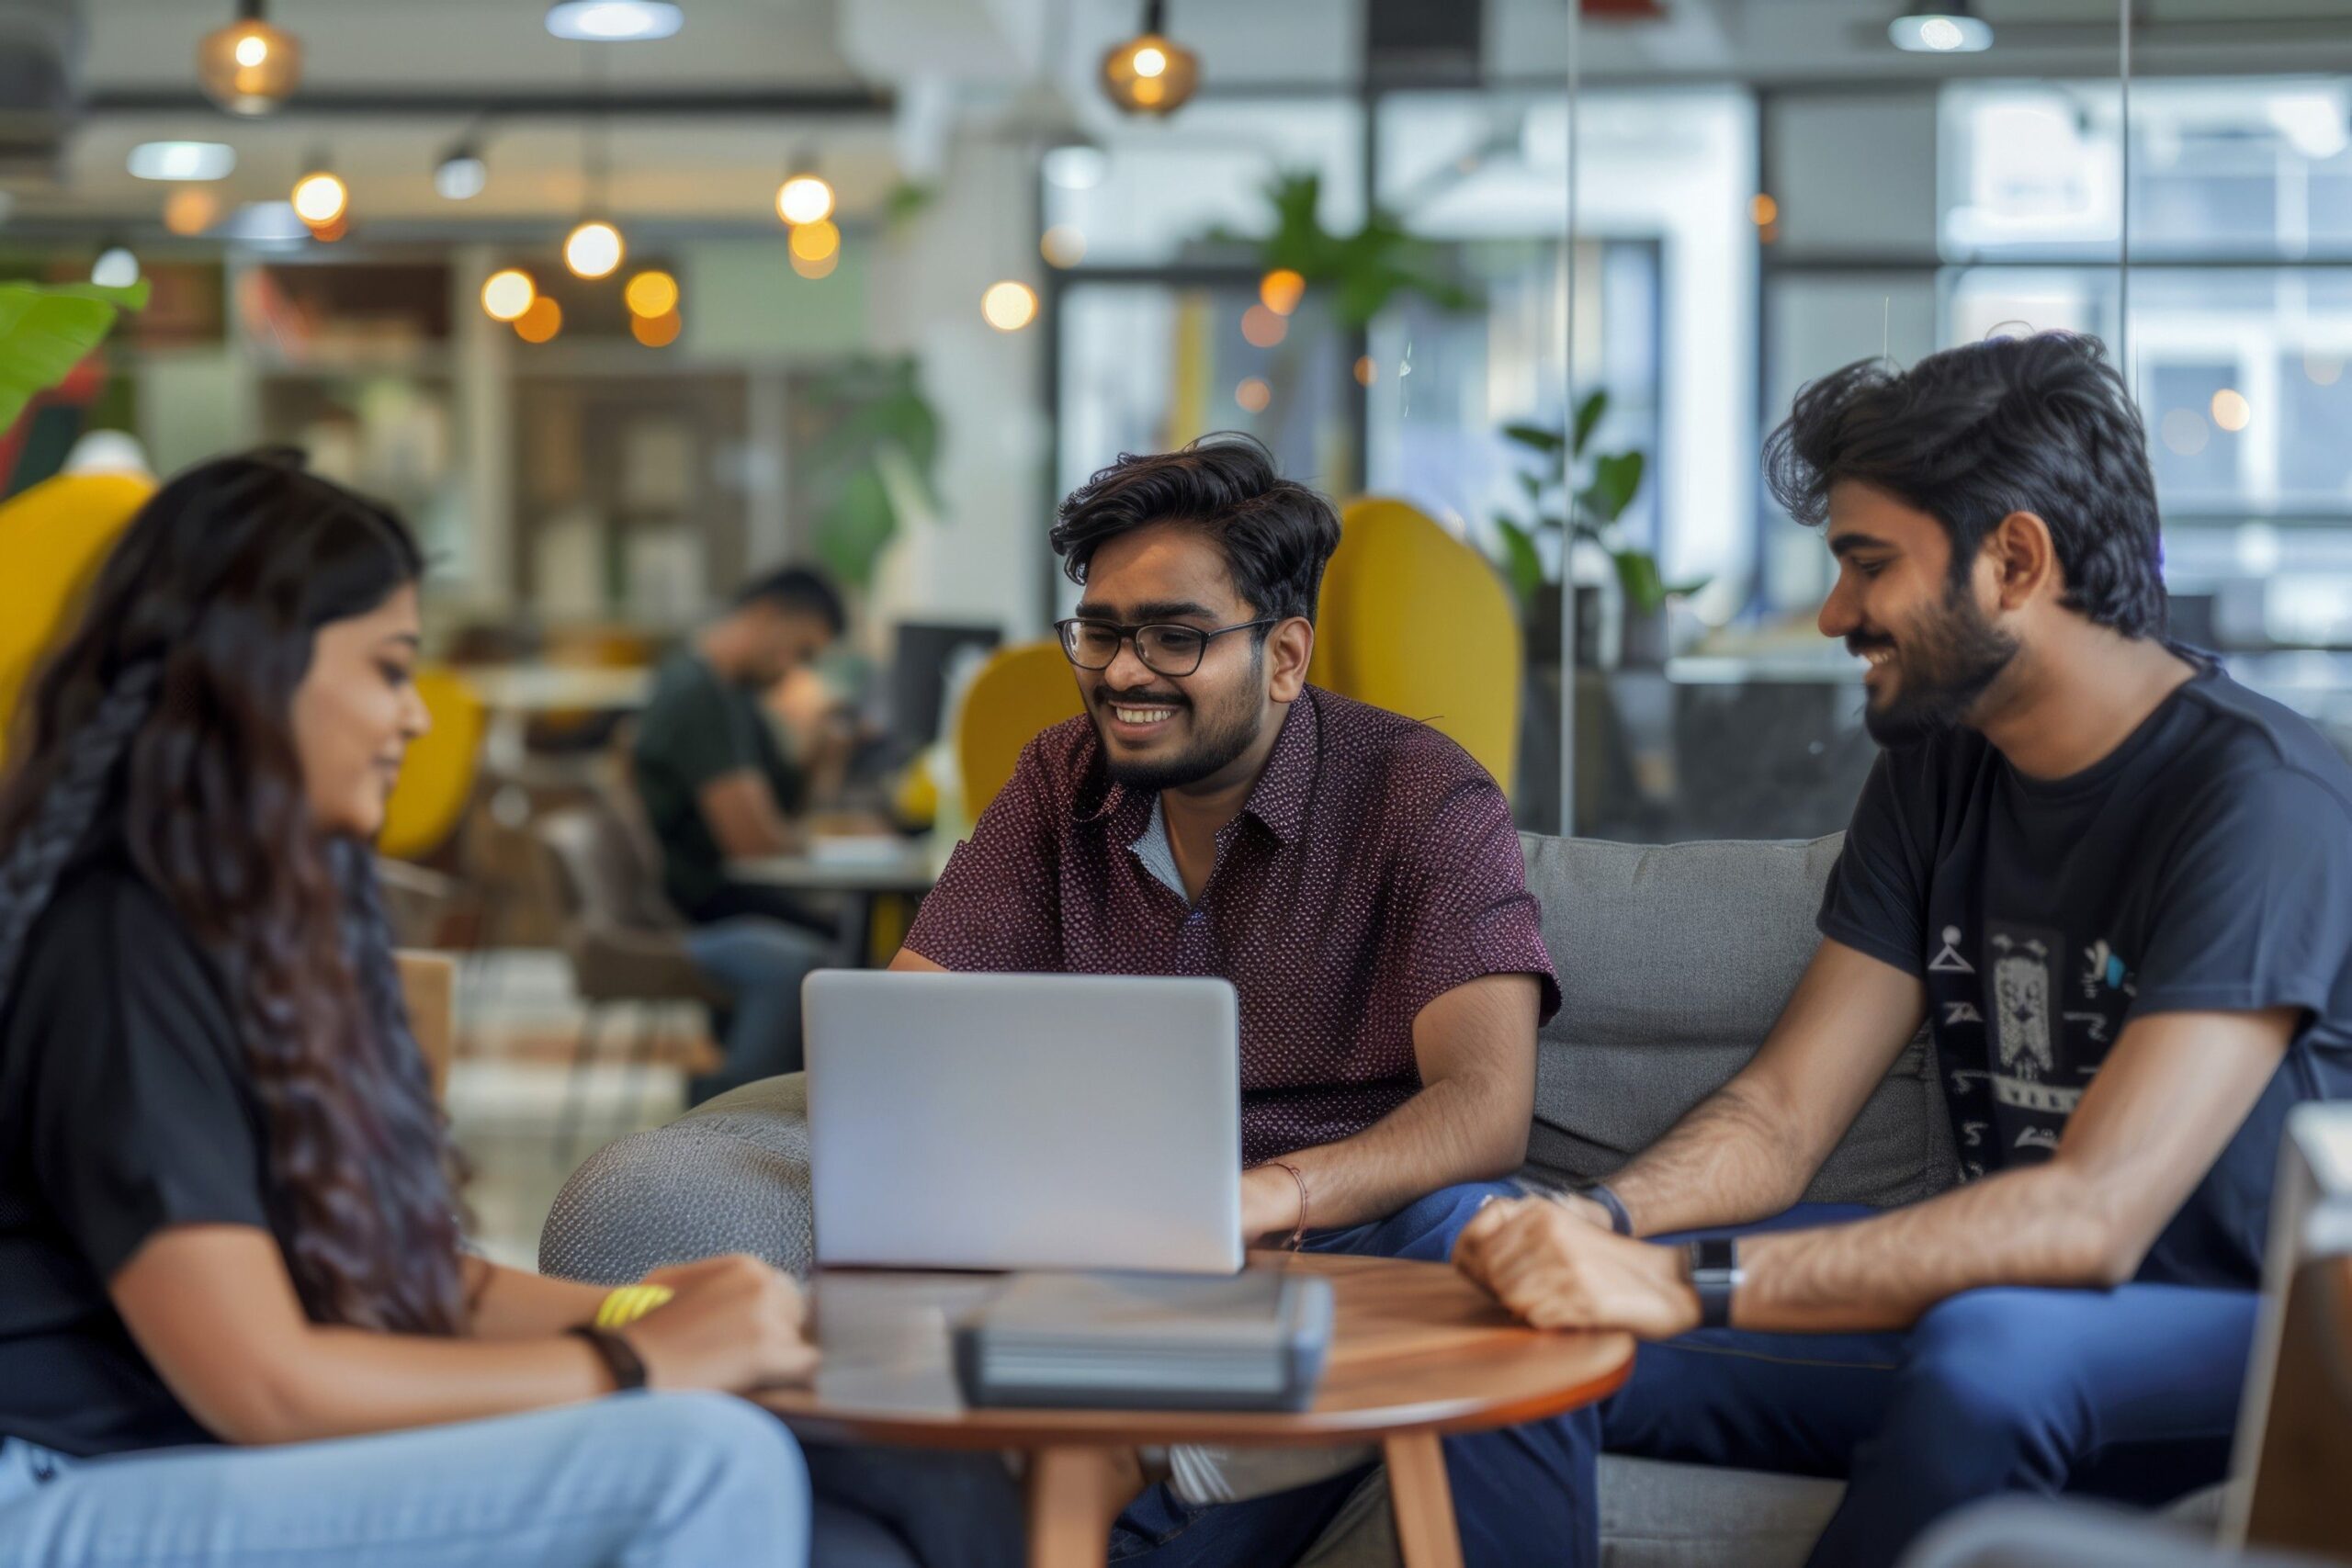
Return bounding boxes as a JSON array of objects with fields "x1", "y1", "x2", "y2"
[
  {"x1": 1239, "y1": 1164, "x2": 1303, "y2": 1245},
  {"x1": 1453, "y1": 1197, "x2": 1702, "y2": 1340}
]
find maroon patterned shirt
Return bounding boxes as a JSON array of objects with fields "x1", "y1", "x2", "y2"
[{"x1": 903, "y1": 685, "x2": 1561, "y2": 1164}]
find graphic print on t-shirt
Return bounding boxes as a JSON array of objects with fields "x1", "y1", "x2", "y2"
[{"x1": 1937, "y1": 919, "x2": 2138, "y2": 1171}]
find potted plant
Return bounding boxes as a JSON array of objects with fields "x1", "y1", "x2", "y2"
[
  {"x1": 1, "y1": 277, "x2": 150, "y2": 440},
  {"x1": 1488, "y1": 389, "x2": 1700, "y2": 669},
  {"x1": 797, "y1": 355, "x2": 942, "y2": 590}
]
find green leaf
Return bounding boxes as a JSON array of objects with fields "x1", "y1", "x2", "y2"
[
  {"x1": 1517, "y1": 468, "x2": 1544, "y2": 502},
  {"x1": 1492, "y1": 516, "x2": 1544, "y2": 605},
  {"x1": 815, "y1": 465, "x2": 899, "y2": 589},
  {"x1": 0, "y1": 279, "x2": 151, "y2": 435},
  {"x1": 1570, "y1": 389, "x2": 1609, "y2": 458},
  {"x1": 1613, "y1": 549, "x2": 1668, "y2": 615},
  {"x1": 1582, "y1": 450, "x2": 1646, "y2": 525},
  {"x1": 1501, "y1": 423, "x2": 1566, "y2": 457}
]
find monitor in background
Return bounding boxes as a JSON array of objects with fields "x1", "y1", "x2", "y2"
[{"x1": 887, "y1": 622, "x2": 1001, "y2": 752}]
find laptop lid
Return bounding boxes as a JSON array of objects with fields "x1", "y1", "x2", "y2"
[{"x1": 805, "y1": 970, "x2": 1244, "y2": 1274}]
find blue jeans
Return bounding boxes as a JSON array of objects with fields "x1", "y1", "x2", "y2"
[
  {"x1": 1112, "y1": 1190, "x2": 2257, "y2": 1568},
  {"x1": 0, "y1": 1393, "x2": 1024, "y2": 1568},
  {"x1": 684, "y1": 918, "x2": 827, "y2": 1104}
]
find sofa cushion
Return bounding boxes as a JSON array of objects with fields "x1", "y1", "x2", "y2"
[{"x1": 1518, "y1": 832, "x2": 1957, "y2": 1210}]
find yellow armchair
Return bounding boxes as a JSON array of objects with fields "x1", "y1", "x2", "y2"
[
  {"x1": 955, "y1": 640, "x2": 1086, "y2": 820},
  {"x1": 0, "y1": 471, "x2": 153, "y2": 766},
  {"x1": 378, "y1": 668, "x2": 486, "y2": 862},
  {"x1": 1308, "y1": 497, "x2": 1521, "y2": 794}
]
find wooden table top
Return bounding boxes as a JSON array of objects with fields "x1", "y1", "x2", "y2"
[{"x1": 755, "y1": 1250, "x2": 1634, "y2": 1450}]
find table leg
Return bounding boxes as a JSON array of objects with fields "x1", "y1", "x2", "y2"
[
  {"x1": 1383, "y1": 1432, "x2": 1465, "y2": 1568},
  {"x1": 1023, "y1": 1445, "x2": 1134, "y2": 1568}
]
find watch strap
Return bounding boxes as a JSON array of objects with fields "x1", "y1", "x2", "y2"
[
  {"x1": 1685, "y1": 1236, "x2": 1741, "y2": 1330},
  {"x1": 1583, "y1": 1182, "x2": 1634, "y2": 1236},
  {"x1": 567, "y1": 1325, "x2": 649, "y2": 1392}
]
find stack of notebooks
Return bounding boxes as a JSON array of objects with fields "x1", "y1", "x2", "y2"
[{"x1": 952, "y1": 1269, "x2": 1334, "y2": 1412}]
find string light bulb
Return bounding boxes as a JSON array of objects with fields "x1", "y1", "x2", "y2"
[
  {"x1": 198, "y1": 1, "x2": 303, "y2": 116},
  {"x1": 564, "y1": 219, "x2": 625, "y2": 279},
  {"x1": 776, "y1": 171, "x2": 835, "y2": 227},
  {"x1": 481, "y1": 269, "x2": 537, "y2": 322},
  {"x1": 291, "y1": 165, "x2": 348, "y2": 227},
  {"x1": 1101, "y1": 1, "x2": 1198, "y2": 116}
]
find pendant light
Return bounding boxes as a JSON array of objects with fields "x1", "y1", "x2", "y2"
[
  {"x1": 1101, "y1": 0, "x2": 1199, "y2": 117},
  {"x1": 565, "y1": 68, "x2": 624, "y2": 279},
  {"x1": 198, "y1": 0, "x2": 303, "y2": 116}
]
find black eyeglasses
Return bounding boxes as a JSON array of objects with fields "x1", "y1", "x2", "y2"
[{"x1": 1054, "y1": 616, "x2": 1282, "y2": 677}]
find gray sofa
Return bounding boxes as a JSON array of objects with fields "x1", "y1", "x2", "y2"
[{"x1": 537, "y1": 831, "x2": 1960, "y2": 1566}]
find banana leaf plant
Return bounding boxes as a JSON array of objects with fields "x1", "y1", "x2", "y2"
[
  {"x1": 797, "y1": 355, "x2": 942, "y2": 589},
  {"x1": 0, "y1": 278, "x2": 151, "y2": 436},
  {"x1": 1490, "y1": 389, "x2": 1702, "y2": 617}
]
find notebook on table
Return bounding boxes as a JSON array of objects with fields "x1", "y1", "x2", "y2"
[{"x1": 952, "y1": 1269, "x2": 1334, "y2": 1412}]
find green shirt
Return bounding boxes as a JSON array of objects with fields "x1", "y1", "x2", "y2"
[{"x1": 631, "y1": 650, "x2": 807, "y2": 915}]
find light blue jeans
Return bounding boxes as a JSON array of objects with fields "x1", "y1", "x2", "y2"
[
  {"x1": 683, "y1": 918, "x2": 828, "y2": 1104},
  {"x1": 0, "y1": 1392, "x2": 810, "y2": 1568}
]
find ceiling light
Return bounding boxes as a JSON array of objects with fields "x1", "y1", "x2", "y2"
[
  {"x1": 631, "y1": 310, "x2": 682, "y2": 348},
  {"x1": 1259, "y1": 268, "x2": 1306, "y2": 316},
  {"x1": 565, "y1": 219, "x2": 625, "y2": 278},
  {"x1": 91, "y1": 247, "x2": 141, "y2": 290},
  {"x1": 545, "y1": 1, "x2": 684, "y2": 41},
  {"x1": 198, "y1": 1, "x2": 303, "y2": 115},
  {"x1": 128, "y1": 141, "x2": 236, "y2": 182},
  {"x1": 482, "y1": 269, "x2": 537, "y2": 322},
  {"x1": 1888, "y1": 13, "x2": 1993, "y2": 52},
  {"x1": 981, "y1": 280, "x2": 1038, "y2": 332},
  {"x1": 624, "y1": 269, "x2": 679, "y2": 317},
  {"x1": 164, "y1": 188, "x2": 221, "y2": 235},
  {"x1": 220, "y1": 200, "x2": 309, "y2": 247},
  {"x1": 1042, "y1": 143, "x2": 1108, "y2": 190},
  {"x1": 1102, "y1": 2, "x2": 1199, "y2": 117},
  {"x1": 291, "y1": 167, "x2": 348, "y2": 226},
  {"x1": 776, "y1": 171, "x2": 835, "y2": 227},
  {"x1": 1040, "y1": 225, "x2": 1087, "y2": 268},
  {"x1": 435, "y1": 148, "x2": 488, "y2": 201}
]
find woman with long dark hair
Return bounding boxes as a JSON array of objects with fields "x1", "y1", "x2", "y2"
[{"x1": 0, "y1": 452, "x2": 828, "y2": 1565}]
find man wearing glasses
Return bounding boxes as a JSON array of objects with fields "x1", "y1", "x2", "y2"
[{"x1": 888, "y1": 434, "x2": 1572, "y2": 1563}]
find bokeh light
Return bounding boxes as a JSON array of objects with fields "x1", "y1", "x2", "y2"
[
  {"x1": 481, "y1": 268, "x2": 537, "y2": 321},
  {"x1": 631, "y1": 309, "x2": 682, "y2": 347},
  {"x1": 564, "y1": 220, "x2": 624, "y2": 279},
  {"x1": 514, "y1": 296, "x2": 564, "y2": 344},
  {"x1": 1241, "y1": 304, "x2": 1287, "y2": 348},
  {"x1": 625, "y1": 269, "x2": 679, "y2": 318},
  {"x1": 1236, "y1": 377, "x2": 1272, "y2": 413},
  {"x1": 1041, "y1": 225, "x2": 1087, "y2": 268},
  {"x1": 1259, "y1": 268, "x2": 1306, "y2": 316},
  {"x1": 2211, "y1": 389, "x2": 2252, "y2": 432},
  {"x1": 788, "y1": 220, "x2": 841, "y2": 263},
  {"x1": 981, "y1": 280, "x2": 1039, "y2": 332},
  {"x1": 776, "y1": 174, "x2": 835, "y2": 226}
]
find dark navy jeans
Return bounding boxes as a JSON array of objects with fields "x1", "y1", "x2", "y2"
[{"x1": 1109, "y1": 1187, "x2": 2256, "y2": 1568}]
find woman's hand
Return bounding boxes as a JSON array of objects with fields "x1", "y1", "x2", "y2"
[
  {"x1": 625, "y1": 1255, "x2": 820, "y2": 1392},
  {"x1": 1453, "y1": 1197, "x2": 1702, "y2": 1341}
]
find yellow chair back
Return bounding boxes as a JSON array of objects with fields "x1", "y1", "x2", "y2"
[
  {"x1": 955, "y1": 640, "x2": 1086, "y2": 820},
  {"x1": 378, "y1": 668, "x2": 486, "y2": 862},
  {"x1": 1308, "y1": 497, "x2": 1521, "y2": 793},
  {"x1": 0, "y1": 471, "x2": 153, "y2": 766}
]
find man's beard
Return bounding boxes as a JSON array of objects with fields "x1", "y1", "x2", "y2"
[
  {"x1": 1859, "y1": 582, "x2": 2019, "y2": 748},
  {"x1": 1095, "y1": 672, "x2": 1268, "y2": 794}
]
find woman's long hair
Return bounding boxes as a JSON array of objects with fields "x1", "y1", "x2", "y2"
[{"x1": 0, "y1": 450, "x2": 467, "y2": 1336}]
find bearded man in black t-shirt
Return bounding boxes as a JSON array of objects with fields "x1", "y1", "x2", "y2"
[{"x1": 1446, "y1": 333, "x2": 2352, "y2": 1568}]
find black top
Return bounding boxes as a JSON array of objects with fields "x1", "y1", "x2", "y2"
[
  {"x1": 1819, "y1": 651, "x2": 2352, "y2": 1288},
  {"x1": 629, "y1": 649, "x2": 808, "y2": 916},
  {"x1": 0, "y1": 839, "x2": 273, "y2": 1456}
]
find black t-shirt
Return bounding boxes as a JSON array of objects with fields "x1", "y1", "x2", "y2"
[
  {"x1": 629, "y1": 649, "x2": 808, "y2": 915},
  {"x1": 1819, "y1": 652, "x2": 2352, "y2": 1288},
  {"x1": 0, "y1": 840, "x2": 274, "y2": 1456}
]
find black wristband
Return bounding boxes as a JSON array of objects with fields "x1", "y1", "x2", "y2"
[
  {"x1": 1685, "y1": 1236, "x2": 1741, "y2": 1330},
  {"x1": 567, "y1": 1325, "x2": 649, "y2": 1392},
  {"x1": 1584, "y1": 1182, "x2": 1634, "y2": 1236}
]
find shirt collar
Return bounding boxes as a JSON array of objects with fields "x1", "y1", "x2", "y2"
[{"x1": 1072, "y1": 686, "x2": 1318, "y2": 849}]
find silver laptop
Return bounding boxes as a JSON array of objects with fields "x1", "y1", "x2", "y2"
[{"x1": 804, "y1": 970, "x2": 1243, "y2": 1274}]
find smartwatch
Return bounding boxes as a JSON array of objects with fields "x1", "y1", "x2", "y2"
[{"x1": 1685, "y1": 1236, "x2": 1742, "y2": 1330}]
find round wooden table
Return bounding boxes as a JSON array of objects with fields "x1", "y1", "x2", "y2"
[{"x1": 756, "y1": 1250, "x2": 1634, "y2": 1568}]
